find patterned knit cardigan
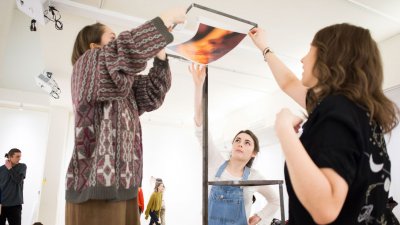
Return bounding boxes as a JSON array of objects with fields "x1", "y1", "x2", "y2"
[{"x1": 66, "y1": 17, "x2": 173, "y2": 203}]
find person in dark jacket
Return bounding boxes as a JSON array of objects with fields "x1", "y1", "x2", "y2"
[{"x1": 0, "y1": 148, "x2": 27, "y2": 225}]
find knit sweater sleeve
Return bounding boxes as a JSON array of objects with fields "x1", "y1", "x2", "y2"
[
  {"x1": 133, "y1": 57, "x2": 172, "y2": 115},
  {"x1": 72, "y1": 17, "x2": 173, "y2": 103}
]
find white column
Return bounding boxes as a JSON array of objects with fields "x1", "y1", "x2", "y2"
[{"x1": 38, "y1": 106, "x2": 71, "y2": 225}]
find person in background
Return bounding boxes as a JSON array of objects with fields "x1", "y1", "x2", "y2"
[
  {"x1": 144, "y1": 182, "x2": 164, "y2": 225},
  {"x1": 249, "y1": 23, "x2": 399, "y2": 224},
  {"x1": 189, "y1": 64, "x2": 280, "y2": 225},
  {"x1": 65, "y1": 7, "x2": 186, "y2": 225},
  {"x1": 158, "y1": 181, "x2": 166, "y2": 225},
  {"x1": 0, "y1": 148, "x2": 27, "y2": 225},
  {"x1": 138, "y1": 186, "x2": 144, "y2": 215}
]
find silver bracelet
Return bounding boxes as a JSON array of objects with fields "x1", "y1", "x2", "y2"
[{"x1": 262, "y1": 47, "x2": 273, "y2": 62}]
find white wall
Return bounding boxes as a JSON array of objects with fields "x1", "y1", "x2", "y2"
[
  {"x1": 55, "y1": 113, "x2": 74, "y2": 225},
  {"x1": 0, "y1": 0, "x2": 14, "y2": 66},
  {"x1": 37, "y1": 107, "x2": 71, "y2": 225},
  {"x1": 0, "y1": 9, "x2": 45, "y2": 93},
  {"x1": 381, "y1": 33, "x2": 400, "y2": 89},
  {"x1": 140, "y1": 122, "x2": 202, "y2": 225}
]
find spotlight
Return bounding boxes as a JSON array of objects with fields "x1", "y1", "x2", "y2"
[{"x1": 34, "y1": 71, "x2": 61, "y2": 99}]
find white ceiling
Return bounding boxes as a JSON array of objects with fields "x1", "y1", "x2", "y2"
[{"x1": 1, "y1": 0, "x2": 400, "y2": 134}]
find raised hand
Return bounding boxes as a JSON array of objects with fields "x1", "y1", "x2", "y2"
[
  {"x1": 188, "y1": 63, "x2": 206, "y2": 88},
  {"x1": 248, "y1": 27, "x2": 268, "y2": 52},
  {"x1": 160, "y1": 7, "x2": 187, "y2": 29},
  {"x1": 275, "y1": 108, "x2": 304, "y2": 138},
  {"x1": 5, "y1": 159, "x2": 12, "y2": 169}
]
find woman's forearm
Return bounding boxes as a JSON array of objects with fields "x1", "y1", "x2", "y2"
[{"x1": 194, "y1": 86, "x2": 203, "y2": 126}]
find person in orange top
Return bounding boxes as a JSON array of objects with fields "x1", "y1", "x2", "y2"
[{"x1": 137, "y1": 187, "x2": 144, "y2": 215}]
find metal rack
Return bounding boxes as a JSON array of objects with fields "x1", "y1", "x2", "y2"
[{"x1": 168, "y1": 3, "x2": 286, "y2": 225}]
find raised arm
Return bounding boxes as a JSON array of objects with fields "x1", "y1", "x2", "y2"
[
  {"x1": 189, "y1": 63, "x2": 207, "y2": 127},
  {"x1": 248, "y1": 28, "x2": 307, "y2": 109},
  {"x1": 8, "y1": 163, "x2": 26, "y2": 184},
  {"x1": 133, "y1": 56, "x2": 172, "y2": 115},
  {"x1": 189, "y1": 63, "x2": 225, "y2": 170},
  {"x1": 72, "y1": 8, "x2": 186, "y2": 103}
]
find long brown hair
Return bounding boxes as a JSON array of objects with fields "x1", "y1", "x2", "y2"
[
  {"x1": 71, "y1": 23, "x2": 105, "y2": 65},
  {"x1": 307, "y1": 23, "x2": 399, "y2": 133},
  {"x1": 232, "y1": 130, "x2": 260, "y2": 168}
]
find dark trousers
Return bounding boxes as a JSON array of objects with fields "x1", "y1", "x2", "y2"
[
  {"x1": 0, "y1": 205, "x2": 22, "y2": 225},
  {"x1": 149, "y1": 210, "x2": 160, "y2": 225}
]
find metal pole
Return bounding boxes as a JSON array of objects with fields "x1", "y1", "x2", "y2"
[
  {"x1": 202, "y1": 66, "x2": 209, "y2": 225},
  {"x1": 192, "y1": 3, "x2": 257, "y2": 27},
  {"x1": 279, "y1": 183, "x2": 285, "y2": 225}
]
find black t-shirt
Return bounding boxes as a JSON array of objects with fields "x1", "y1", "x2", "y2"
[{"x1": 285, "y1": 95, "x2": 392, "y2": 225}]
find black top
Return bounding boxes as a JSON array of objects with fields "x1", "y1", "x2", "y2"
[
  {"x1": 0, "y1": 163, "x2": 27, "y2": 206},
  {"x1": 285, "y1": 95, "x2": 392, "y2": 225}
]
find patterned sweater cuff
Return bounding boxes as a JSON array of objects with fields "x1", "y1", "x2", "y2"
[
  {"x1": 151, "y1": 17, "x2": 174, "y2": 44},
  {"x1": 154, "y1": 56, "x2": 169, "y2": 67}
]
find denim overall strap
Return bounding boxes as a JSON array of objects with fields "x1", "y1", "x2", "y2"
[
  {"x1": 215, "y1": 160, "x2": 229, "y2": 178},
  {"x1": 208, "y1": 161, "x2": 249, "y2": 225},
  {"x1": 242, "y1": 166, "x2": 250, "y2": 181}
]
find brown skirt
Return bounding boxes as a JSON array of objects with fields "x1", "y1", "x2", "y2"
[{"x1": 65, "y1": 198, "x2": 140, "y2": 225}]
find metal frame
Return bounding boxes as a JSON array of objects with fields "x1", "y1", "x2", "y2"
[
  {"x1": 202, "y1": 67, "x2": 208, "y2": 225},
  {"x1": 168, "y1": 4, "x2": 288, "y2": 225},
  {"x1": 171, "y1": 3, "x2": 257, "y2": 30},
  {"x1": 166, "y1": 53, "x2": 286, "y2": 225}
]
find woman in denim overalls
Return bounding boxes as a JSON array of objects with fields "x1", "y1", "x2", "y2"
[{"x1": 189, "y1": 64, "x2": 280, "y2": 225}]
